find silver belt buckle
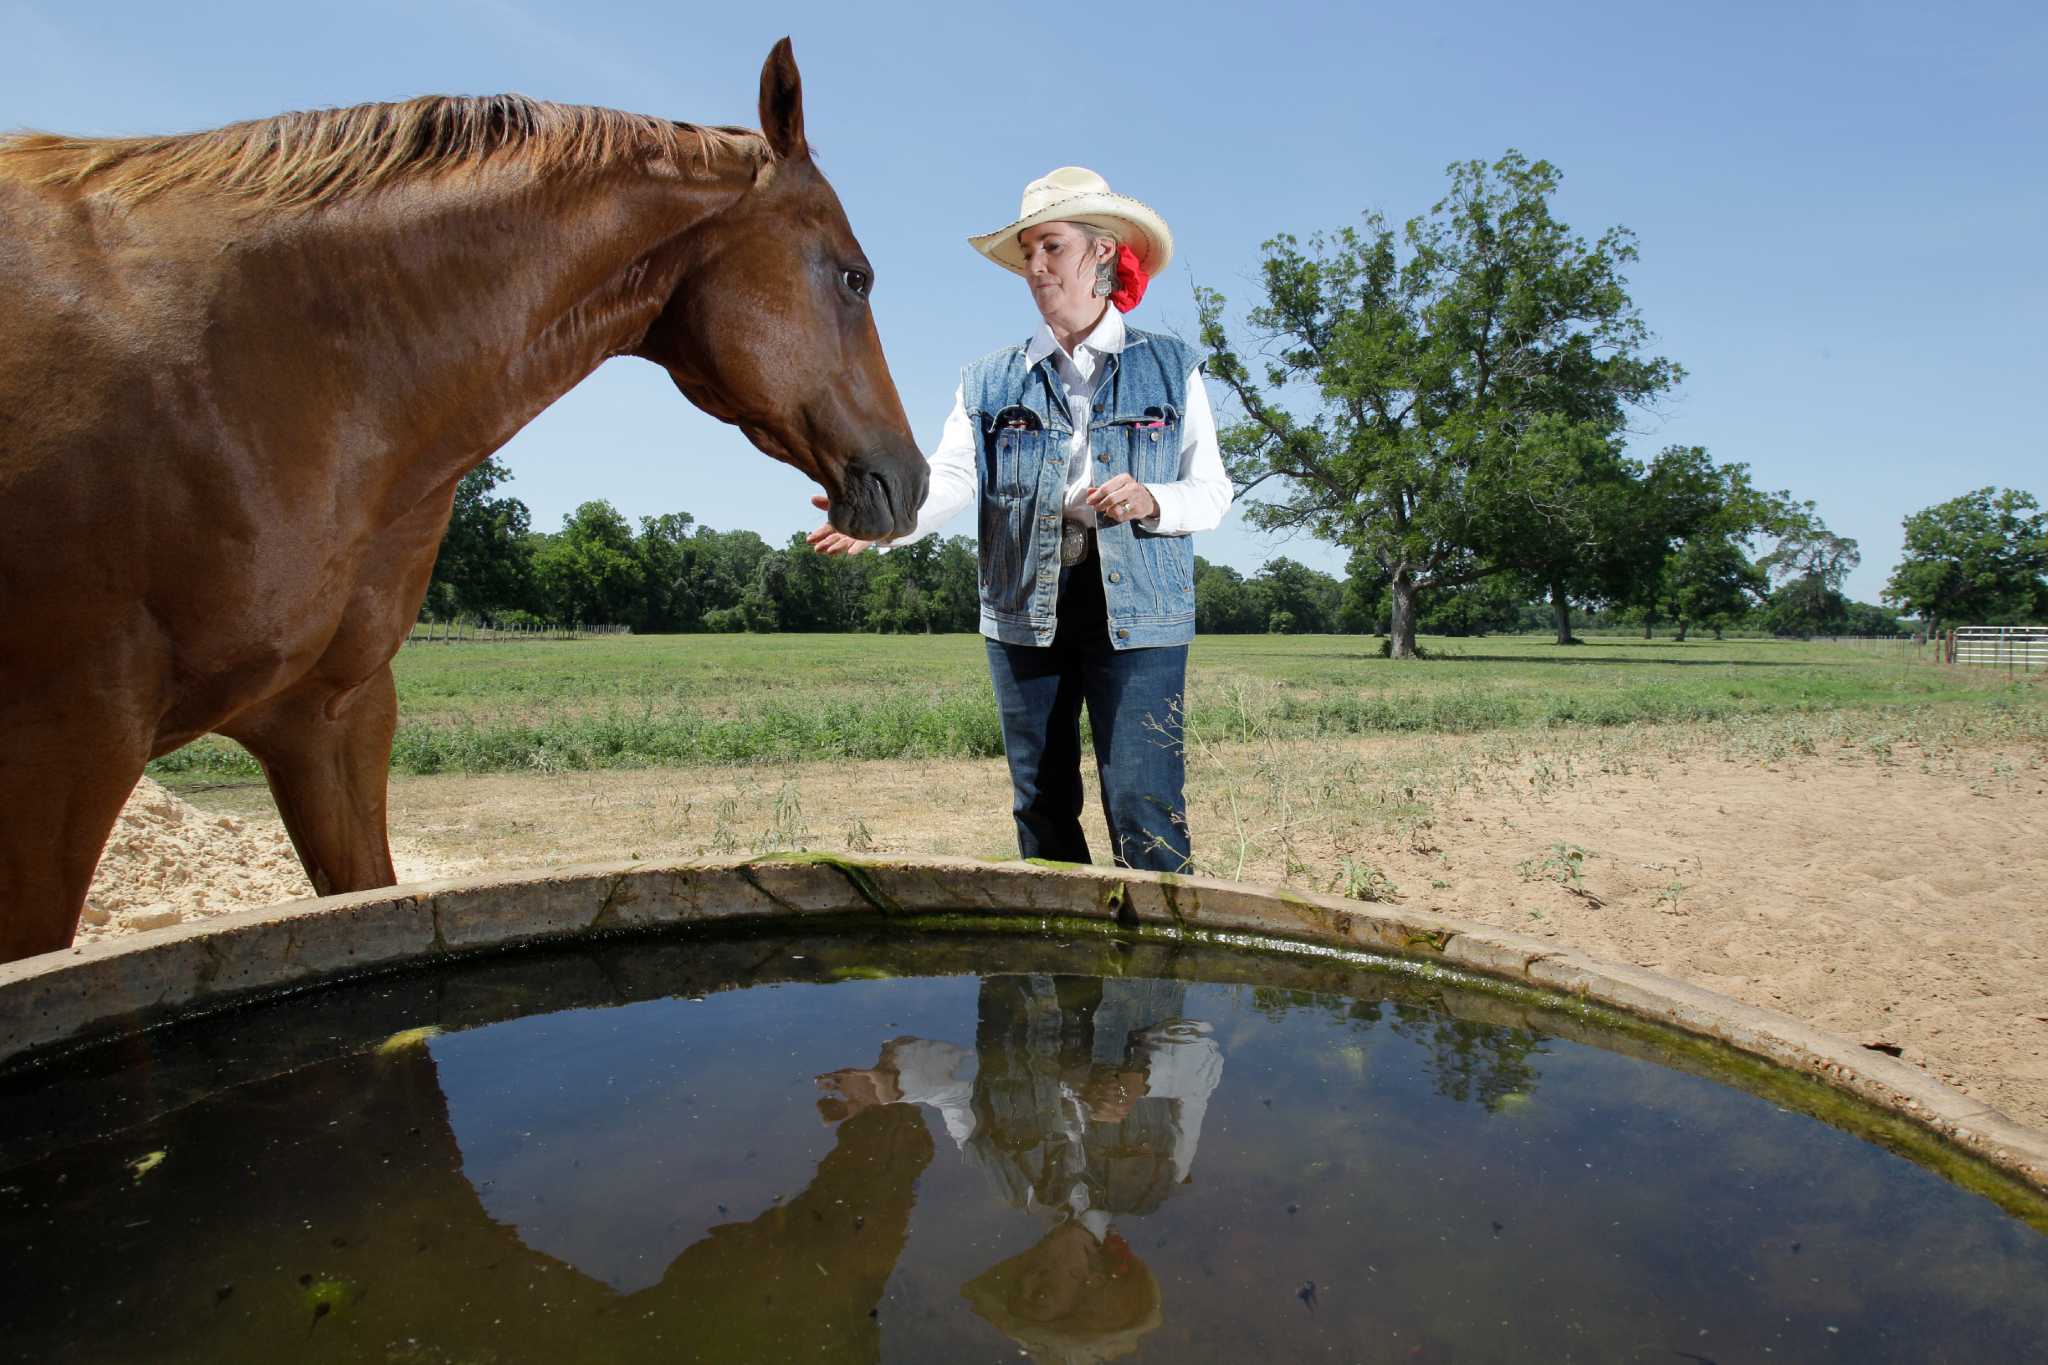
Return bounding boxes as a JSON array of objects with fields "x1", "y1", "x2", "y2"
[{"x1": 1059, "y1": 521, "x2": 1091, "y2": 566}]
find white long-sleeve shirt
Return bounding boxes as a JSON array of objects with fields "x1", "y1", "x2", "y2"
[{"x1": 886, "y1": 308, "x2": 1233, "y2": 546}]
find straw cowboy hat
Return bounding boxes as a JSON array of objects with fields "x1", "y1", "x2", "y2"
[{"x1": 969, "y1": 167, "x2": 1174, "y2": 280}]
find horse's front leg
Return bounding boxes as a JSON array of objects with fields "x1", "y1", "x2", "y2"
[
  {"x1": 0, "y1": 706, "x2": 149, "y2": 962},
  {"x1": 218, "y1": 664, "x2": 399, "y2": 896}
]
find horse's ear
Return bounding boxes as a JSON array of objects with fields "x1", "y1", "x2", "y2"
[{"x1": 759, "y1": 37, "x2": 807, "y2": 161}]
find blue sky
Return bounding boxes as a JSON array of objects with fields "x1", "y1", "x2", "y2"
[{"x1": 9, "y1": 0, "x2": 2043, "y2": 605}]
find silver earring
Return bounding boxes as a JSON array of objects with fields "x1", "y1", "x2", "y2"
[{"x1": 1094, "y1": 259, "x2": 1114, "y2": 297}]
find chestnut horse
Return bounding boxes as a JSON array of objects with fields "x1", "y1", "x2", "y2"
[{"x1": 0, "y1": 41, "x2": 926, "y2": 962}]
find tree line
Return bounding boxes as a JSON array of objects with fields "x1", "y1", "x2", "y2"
[
  {"x1": 425, "y1": 152, "x2": 2042, "y2": 643},
  {"x1": 423, "y1": 453, "x2": 1966, "y2": 639},
  {"x1": 424, "y1": 463, "x2": 1394, "y2": 636},
  {"x1": 424, "y1": 461, "x2": 979, "y2": 634}
]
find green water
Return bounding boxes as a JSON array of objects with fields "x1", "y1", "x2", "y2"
[{"x1": 1, "y1": 928, "x2": 2044, "y2": 1362}]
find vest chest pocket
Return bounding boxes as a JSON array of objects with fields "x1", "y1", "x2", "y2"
[
  {"x1": 1104, "y1": 407, "x2": 1181, "y2": 487},
  {"x1": 982, "y1": 406, "x2": 1056, "y2": 499}
]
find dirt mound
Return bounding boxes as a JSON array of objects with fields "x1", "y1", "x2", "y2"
[{"x1": 79, "y1": 778, "x2": 316, "y2": 943}]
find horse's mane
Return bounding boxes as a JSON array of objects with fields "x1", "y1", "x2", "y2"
[{"x1": 0, "y1": 95, "x2": 770, "y2": 208}]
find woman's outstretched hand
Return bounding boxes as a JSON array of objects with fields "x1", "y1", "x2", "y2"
[
  {"x1": 1086, "y1": 475, "x2": 1157, "y2": 524},
  {"x1": 805, "y1": 494, "x2": 874, "y2": 555}
]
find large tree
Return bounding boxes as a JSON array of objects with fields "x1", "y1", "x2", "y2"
[
  {"x1": 1194, "y1": 559, "x2": 1267, "y2": 634},
  {"x1": 861, "y1": 536, "x2": 975, "y2": 634},
  {"x1": 1762, "y1": 575, "x2": 1850, "y2": 639},
  {"x1": 633, "y1": 511, "x2": 703, "y2": 631},
  {"x1": 532, "y1": 499, "x2": 646, "y2": 627},
  {"x1": 1256, "y1": 557, "x2": 1342, "y2": 634},
  {"x1": 1659, "y1": 535, "x2": 1769, "y2": 641},
  {"x1": 772, "y1": 532, "x2": 870, "y2": 632},
  {"x1": 1756, "y1": 501, "x2": 1859, "y2": 639},
  {"x1": 1341, "y1": 554, "x2": 1530, "y2": 637},
  {"x1": 1883, "y1": 487, "x2": 2048, "y2": 634},
  {"x1": 682, "y1": 527, "x2": 777, "y2": 631},
  {"x1": 1199, "y1": 152, "x2": 1681, "y2": 658},
  {"x1": 1845, "y1": 601, "x2": 1906, "y2": 637},
  {"x1": 1613, "y1": 452, "x2": 1782, "y2": 641}
]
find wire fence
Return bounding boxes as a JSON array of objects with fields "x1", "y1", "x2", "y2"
[
  {"x1": 1820, "y1": 635, "x2": 1935, "y2": 660},
  {"x1": 405, "y1": 620, "x2": 631, "y2": 645}
]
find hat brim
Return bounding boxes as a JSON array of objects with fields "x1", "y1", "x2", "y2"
[{"x1": 967, "y1": 192, "x2": 1173, "y2": 280}]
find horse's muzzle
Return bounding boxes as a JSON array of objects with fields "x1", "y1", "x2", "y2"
[{"x1": 833, "y1": 450, "x2": 928, "y2": 541}]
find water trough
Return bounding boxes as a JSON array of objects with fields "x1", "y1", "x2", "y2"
[{"x1": 2, "y1": 857, "x2": 2045, "y2": 1360}]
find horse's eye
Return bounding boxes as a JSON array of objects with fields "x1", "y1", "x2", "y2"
[{"x1": 842, "y1": 268, "x2": 871, "y2": 299}]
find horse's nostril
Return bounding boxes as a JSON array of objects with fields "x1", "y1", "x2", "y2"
[{"x1": 863, "y1": 467, "x2": 894, "y2": 518}]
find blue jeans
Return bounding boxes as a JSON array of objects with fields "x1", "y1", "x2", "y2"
[{"x1": 984, "y1": 546, "x2": 1190, "y2": 872}]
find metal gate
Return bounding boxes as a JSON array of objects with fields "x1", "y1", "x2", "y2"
[{"x1": 1949, "y1": 625, "x2": 2048, "y2": 671}]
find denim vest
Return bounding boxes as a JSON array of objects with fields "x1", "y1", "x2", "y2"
[{"x1": 965, "y1": 328, "x2": 1198, "y2": 650}]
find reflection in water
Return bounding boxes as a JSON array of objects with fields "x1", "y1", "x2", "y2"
[
  {"x1": 3, "y1": 936, "x2": 2046, "y2": 1364},
  {"x1": 962, "y1": 1221, "x2": 1160, "y2": 1365},
  {"x1": 818, "y1": 976, "x2": 1223, "y2": 1360},
  {"x1": 629, "y1": 1101, "x2": 930, "y2": 1360},
  {"x1": 1250, "y1": 985, "x2": 1549, "y2": 1113}
]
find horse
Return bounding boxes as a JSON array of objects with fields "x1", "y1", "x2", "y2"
[{"x1": 0, "y1": 40, "x2": 928, "y2": 962}]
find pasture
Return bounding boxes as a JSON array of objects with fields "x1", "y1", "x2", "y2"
[{"x1": 148, "y1": 631, "x2": 2008, "y2": 780}]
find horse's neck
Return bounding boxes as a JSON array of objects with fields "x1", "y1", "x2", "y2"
[{"x1": 298, "y1": 167, "x2": 742, "y2": 507}]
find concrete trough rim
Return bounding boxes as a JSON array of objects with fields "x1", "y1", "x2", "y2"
[{"x1": 4, "y1": 853, "x2": 2045, "y2": 1200}]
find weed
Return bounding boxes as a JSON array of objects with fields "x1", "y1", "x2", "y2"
[
  {"x1": 709, "y1": 796, "x2": 740, "y2": 854},
  {"x1": 755, "y1": 780, "x2": 810, "y2": 853},
  {"x1": 1518, "y1": 842, "x2": 1591, "y2": 888},
  {"x1": 1333, "y1": 856, "x2": 1399, "y2": 903},
  {"x1": 1518, "y1": 842, "x2": 1603, "y2": 905}
]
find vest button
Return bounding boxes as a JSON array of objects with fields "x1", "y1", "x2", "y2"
[
  {"x1": 1116, "y1": 628, "x2": 1130, "y2": 640},
  {"x1": 1108, "y1": 571, "x2": 1122, "y2": 584},
  {"x1": 1150, "y1": 430, "x2": 1161, "y2": 442}
]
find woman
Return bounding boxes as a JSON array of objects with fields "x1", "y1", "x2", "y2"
[{"x1": 810, "y1": 167, "x2": 1232, "y2": 871}]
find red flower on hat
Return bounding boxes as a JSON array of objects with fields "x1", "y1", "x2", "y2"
[{"x1": 1110, "y1": 243, "x2": 1149, "y2": 313}]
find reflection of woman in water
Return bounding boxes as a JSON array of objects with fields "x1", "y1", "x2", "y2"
[
  {"x1": 818, "y1": 975, "x2": 1222, "y2": 1361},
  {"x1": 960, "y1": 1219, "x2": 1161, "y2": 1365}
]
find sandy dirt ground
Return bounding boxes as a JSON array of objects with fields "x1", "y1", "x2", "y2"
[
  {"x1": 119, "y1": 737, "x2": 2048, "y2": 1131},
  {"x1": 79, "y1": 777, "x2": 440, "y2": 940}
]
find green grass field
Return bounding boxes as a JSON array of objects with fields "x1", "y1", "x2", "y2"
[{"x1": 146, "y1": 632, "x2": 2043, "y2": 783}]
